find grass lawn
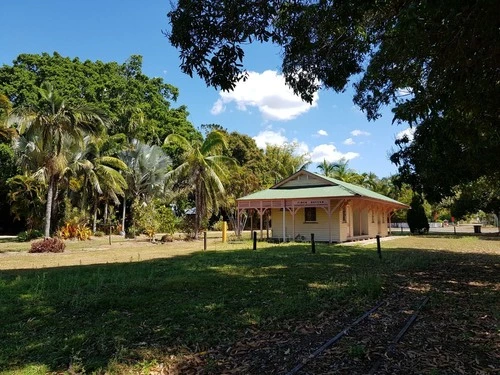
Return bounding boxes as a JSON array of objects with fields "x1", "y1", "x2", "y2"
[{"x1": 0, "y1": 235, "x2": 498, "y2": 374}]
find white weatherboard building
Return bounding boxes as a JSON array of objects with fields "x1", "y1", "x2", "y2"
[{"x1": 237, "y1": 170, "x2": 408, "y2": 243}]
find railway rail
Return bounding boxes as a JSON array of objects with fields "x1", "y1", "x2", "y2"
[{"x1": 286, "y1": 295, "x2": 431, "y2": 375}]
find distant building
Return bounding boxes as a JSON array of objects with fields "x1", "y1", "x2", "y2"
[{"x1": 237, "y1": 170, "x2": 408, "y2": 243}]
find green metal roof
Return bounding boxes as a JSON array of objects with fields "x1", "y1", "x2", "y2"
[{"x1": 237, "y1": 171, "x2": 407, "y2": 207}]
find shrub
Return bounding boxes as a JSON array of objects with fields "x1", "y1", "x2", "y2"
[
  {"x1": 407, "y1": 195, "x2": 430, "y2": 234},
  {"x1": 29, "y1": 237, "x2": 66, "y2": 253},
  {"x1": 160, "y1": 234, "x2": 174, "y2": 243},
  {"x1": 212, "y1": 221, "x2": 224, "y2": 231},
  {"x1": 17, "y1": 229, "x2": 44, "y2": 242},
  {"x1": 93, "y1": 231, "x2": 105, "y2": 237},
  {"x1": 58, "y1": 223, "x2": 92, "y2": 241}
]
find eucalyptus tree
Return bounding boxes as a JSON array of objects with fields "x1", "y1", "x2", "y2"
[
  {"x1": 120, "y1": 141, "x2": 171, "y2": 233},
  {"x1": 11, "y1": 82, "x2": 106, "y2": 238},
  {"x1": 164, "y1": 130, "x2": 236, "y2": 239}
]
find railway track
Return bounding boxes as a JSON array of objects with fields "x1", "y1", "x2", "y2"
[{"x1": 285, "y1": 294, "x2": 430, "y2": 375}]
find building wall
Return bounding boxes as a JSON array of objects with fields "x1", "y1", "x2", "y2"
[
  {"x1": 270, "y1": 203, "x2": 392, "y2": 242},
  {"x1": 271, "y1": 207, "x2": 340, "y2": 242}
]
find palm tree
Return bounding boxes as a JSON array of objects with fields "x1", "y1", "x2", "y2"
[
  {"x1": 317, "y1": 159, "x2": 335, "y2": 177},
  {"x1": 120, "y1": 141, "x2": 171, "y2": 233},
  {"x1": 68, "y1": 135, "x2": 128, "y2": 231},
  {"x1": 331, "y1": 158, "x2": 356, "y2": 182},
  {"x1": 165, "y1": 130, "x2": 236, "y2": 239},
  {"x1": 12, "y1": 82, "x2": 106, "y2": 237},
  {"x1": 361, "y1": 172, "x2": 379, "y2": 190}
]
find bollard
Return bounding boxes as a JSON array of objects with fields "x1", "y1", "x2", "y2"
[
  {"x1": 454, "y1": 225, "x2": 456, "y2": 235},
  {"x1": 311, "y1": 233, "x2": 315, "y2": 254},
  {"x1": 222, "y1": 221, "x2": 228, "y2": 243},
  {"x1": 376, "y1": 235, "x2": 382, "y2": 259},
  {"x1": 203, "y1": 231, "x2": 207, "y2": 251},
  {"x1": 253, "y1": 231, "x2": 257, "y2": 250}
]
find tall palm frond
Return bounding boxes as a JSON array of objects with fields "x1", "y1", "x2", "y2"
[{"x1": 164, "y1": 130, "x2": 236, "y2": 239}]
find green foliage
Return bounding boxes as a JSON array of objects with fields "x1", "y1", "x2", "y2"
[
  {"x1": 450, "y1": 176, "x2": 500, "y2": 219},
  {"x1": 29, "y1": 237, "x2": 66, "y2": 253},
  {"x1": 168, "y1": 1, "x2": 498, "y2": 205},
  {"x1": 12, "y1": 82, "x2": 106, "y2": 238},
  {"x1": 262, "y1": 143, "x2": 309, "y2": 186},
  {"x1": 131, "y1": 199, "x2": 178, "y2": 240},
  {"x1": 165, "y1": 130, "x2": 237, "y2": 239},
  {"x1": 0, "y1": 52, "x2": 200, "y2": 146},
  {"x1": 0, "y1": 143, "x2": 19, "y2": 232},
  {"x1": 17, "y1": 229, "x2": 44, "y2": 242},
  {"x1": 7, "y1": 174, "x2": 46, "y2": 230},
  {"x1": 156, "y1": 203, "x2": 179, "y2": 235},
  {"x1": 407, "y1": 195, "x2": 430, "y2": 234}
]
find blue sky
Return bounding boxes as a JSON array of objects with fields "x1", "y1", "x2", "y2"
[{"x1": 1, "y1": 0, "x2": 413, "y2": 178}]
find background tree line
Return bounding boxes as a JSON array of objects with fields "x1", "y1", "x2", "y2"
[{"x1": 0, "y1": 51, "x2": 493, "y2": 239}]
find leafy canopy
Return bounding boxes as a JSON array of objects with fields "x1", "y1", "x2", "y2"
[
  {"x1": 0, "y1": 52, "x2": 200, "y2": 145},
  {"x1": 167, "y1": 0, "x2": 499, "y2": 204}
]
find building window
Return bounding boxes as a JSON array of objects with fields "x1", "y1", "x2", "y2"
[
  {"x1": 304, "y1": 207, "x2": 316, "y2": 222},
  {"x1": 342, "y1": 207, "x2": 347, "y2": 223}
]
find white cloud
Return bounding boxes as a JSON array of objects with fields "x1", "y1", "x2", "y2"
[
  {"x1": 294, "y1": 141, "x2": 310, "y2": 157},
  {"x1": 351, "y1": 129, "x2": 371, "y2": 137},
  {"x1": 396, "y1": 127, "x2": 416, "y2": 142},
  {"x1": 309, "y1": 144, "x2": 359, "y2": 163},
  {"x1": 343, "y1": 138, "x2": 355, "y2": 145},
  {"x1": 317, "y1": 129, "x2": 328, "y2": 136},
  {"x1": 253, "y1": 129, "x2": 288, "y2": 149},
  {"x1": 210, "y1": 99, "x2": 225, "y2": 115},
  {"x1": 210, "y1": 70, "x2": 319, "y2": 121}
]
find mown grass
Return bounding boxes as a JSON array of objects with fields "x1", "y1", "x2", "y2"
[{"x1": 0, "y1": 235, "x2": 498, "y2": 374}]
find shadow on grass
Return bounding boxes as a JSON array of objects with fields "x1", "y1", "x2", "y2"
[{"x1": 0, "y1": 242, "x2": 498, "y2": 373}]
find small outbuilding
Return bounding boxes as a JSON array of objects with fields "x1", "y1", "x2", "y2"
[{"x1": 237, "y1": 170, "x2": 407, "y2": 243}]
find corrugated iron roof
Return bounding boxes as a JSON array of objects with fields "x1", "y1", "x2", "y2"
[{"x1": 237, "y1": 171, "x2": 407, "y2": 208}]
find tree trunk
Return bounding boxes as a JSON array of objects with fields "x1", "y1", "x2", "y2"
[
  {"x1": 92, "y1": 203, "x2": 98, "y2": 233},
  {"x1": 194, "y1": 184, "x2": 200, "y2": 240},
  {"x1": 121, "y1": 196, "x2": 126, "y2": 235},
  {"x1": 104, "y1": 202, "x2": 108, "y2": 223},
  {"x1": 44, "y1": 176, "x2": 55, "y2": 238}
]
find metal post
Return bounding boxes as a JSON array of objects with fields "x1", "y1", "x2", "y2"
[
  {"x1": 311, "y1": 233, "x2": 315, "y2": 254},
  {"x1": 376, "y1": 235, "x2": 382, "y2": 259},
  {"x1": 253, "y1": 231, "x2": 257, "y2": 250},
  {"x1": 203, "y1": 231, "x2": 207, "y2": 251}
]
